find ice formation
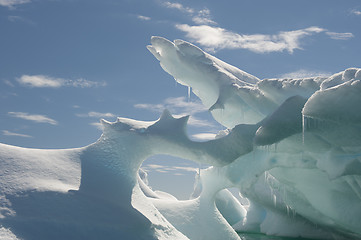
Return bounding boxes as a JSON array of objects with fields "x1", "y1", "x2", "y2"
[{"x1": 1, "y1": 36, "x2": 361, "y2": 239}]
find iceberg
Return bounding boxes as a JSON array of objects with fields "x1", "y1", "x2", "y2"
[{"x1": 0, "y1": 36, "x2": 360, "y2": 239}]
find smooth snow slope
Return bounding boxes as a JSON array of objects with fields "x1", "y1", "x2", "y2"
[
  {"x1": 1, "y1": 36, "x2": 361, "y2": 240},
  {"x1": 0, "y1": 119, "x2": 188, "y2": 240}
]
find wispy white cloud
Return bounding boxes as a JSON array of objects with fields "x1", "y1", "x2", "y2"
[
  {"x1": 2, "y1": 130, "x2": 32, "y2": 138},
  {"x1": 351, "y1": 9, "x2": 361, "y2": 16},
  {"x1": 7, "y1": 15, "x2": 34, "y2": 25},
  {"x1": 191, "y1": 133, "x2": 216, "y2": 141},
  {"x1": 175, "y1": 114, "x2": 215, "y2": 128},
  {"x1": 164, "y1": 97, "x2": 208, "y2": 114},
  {"x1": 76, "y1": 111, "x2": 116, "y2": 118},
  {"x1": 134, "y1": 96, "x2": 215, "y2": 127},
  {"x1": 176, "y1": 24, "x2": 325, "y2": 53},
  {"x1": 134, "y1": 103, "x2": 164, "y2": 112},
  {"x1": 7, "y1": 15, "x2": 22, "y2": 21},
  {"x1": 142, "y1": 163, "x2": 198, "y2": 175},
  {"x1": 163, "y1": 2, "x2": 352, "y2": 54},
  {"x1": 89, "y1": 122, "x2": 104, "y2": 130},
  {"x1": 192, "y1": 8, "x2": 216, "y2": 25},
  {"x1": 162, "y1": 1, "x2": 216, "y2": 25},
  {"x1": 325, "y1": 31, "x2": 354, "y2": 40},
  {"x1": 3, "y1": 79, "x2": 14, "y2": 87},
  {"x1": 18, "y1": 75, "x2": 62, "y2": 87},
  {"x1": 135, "y1": 96, "x2": 207, "y2": 115},
  {"x1": 137, "y1": 15, "x2": 151, "y2": 21},
  {"x1": 78, "y1": 112, "x2": 116, "y2": 130},
  {"x1": 279, "y1": 69, "x2": 332, "y2": 79},
  {"x1": 8, "y1": 112, "x2": 58, "y2": 125},
  {"x1": 163, "y1": 1, "x2": 194, "y2": 14},
  {"x1": 17, "y1": 75, "x2": 106, "y2": 88},
  {"x1": 0, "y1": 0, "x2": 30, "y2": 9}
]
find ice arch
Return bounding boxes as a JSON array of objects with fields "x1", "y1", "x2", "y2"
[
  {"x1": 1, "y1": 36, "x2": 361, "y2": 240},
  {"x1": 0, "y1": 109, "x2": 252, "y2": 240},
  {"x1": 79, "y1": 109, "x2": 254, "y2": 239}
]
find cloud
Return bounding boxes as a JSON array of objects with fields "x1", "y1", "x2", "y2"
[
  {"x1": 76, "y1": 111, "x2": 116, "y2": 118},
  {"x1": 3, "y1": 79, "x2": 14, "y2": 87},
  {"x1": 176, "y1": 115, "x2": 215, "y2": 128},
  {"x1": 191, "y1": 133, "x2": 216, "y2": 141},
  {"x1": 17, "y1": 75, "x2": 106, "y2": 88},
  {"x1": 162, "y1": 2, "x2": 353, "y2": 54},
  {"x1": 279, "y1": 69, "x2": 332, "y2": 79},
  {"x1": 8, "y1": 112, "x2": 58, "y2": 125},
  {"x1": 134, "y1": 103, "x2": 165, "y2": 112},
  {"x1": 0, "y1": 0, "x2": 30, "y2": 8},
  {"x1": 176, "y1": 24, "x2": 325, "y2": 53},
  {"x1": 163, "y1": 1, "x2": 194, "y2": 14},
  {"x1": 162, "y1": 1, "x2": 216, "y2": 25},
  {"x1": 2, "y1": 130, "x2": 32, "y2": 138},
  {"x1": 89, "y1": 122, "x2": 104, "y2": 131},
  {"x1": 78, "y1": 112, "x2": 116, "y2": 130},
  {"x1": 18, "y1": 75, "x2": 62, "y2": 88},
  {"x1": 192, "y1": 8, "x2": 216, "y2": 25},
  {"x1": 351, "y1": 9, "x2": 361, "y2": 16},
  {"x1": 7, "y1": 15, "x2": 22, "y2": 21},
  {"x1": 137, "y1": 15, "x2": 151, "y2": 21},
  {"x1": 142, "y1": 164, "x2": 198, "y2": 175},
  {"x1": 325, "y1": 31, "x2": 354, "y2": 40},
  {"x1": 163, "y1": 97, "x2": 208, "y2": 114},
  {"x1": 134, "y1": 96, "x2": 215, "y2": 128},
  {"x1": 135, "y1": 96, "x2": 207, "y2": 115},
  {"x1": 7, "y1": 15, "x2": 35, "y2": 25}
]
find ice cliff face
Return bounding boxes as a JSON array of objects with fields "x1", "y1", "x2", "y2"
[{"x1": 0, "y1": 37, "x2": 360, "y2": 240}]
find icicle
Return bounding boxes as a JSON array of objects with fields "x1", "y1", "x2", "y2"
[
  {"x1": 264, "y1": 171, "x2": 268, "y2": 185},
  {"x1": 219, "y1": 108, "x2": 224, "y2": 123},
  {"x1": 252, "y1": 147, "x2": 256, "y2": 162},
  {"x1": 240, "y1": 105, "x2": 244, "y2": 122},
  {"x1": 286, "y1": 205, "x2": 290, "y2": 217},
  {"x1": 273, "y1": 194, "x2": 277, "y2": 207},
  {"x1": 187, "y1": 86, "x2": 191, "y2": 102},
  {"x1": 292, "y1": 208, "x2": 296, "y2": 218},
  {"x1": 302, "y1": 114, "x2": 306, "y2": 146}
]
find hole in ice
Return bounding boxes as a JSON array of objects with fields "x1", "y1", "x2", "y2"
[{"x1": 140, "y1": 154, "x2": 208, "y2": 200}]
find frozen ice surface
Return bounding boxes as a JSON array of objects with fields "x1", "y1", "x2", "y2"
[
  {"x1": 0, "y1": 37, "x2": 360, "y2": 239},
  {"x1": 147, "y1": 36, "x2": 361, "y2": 239}
]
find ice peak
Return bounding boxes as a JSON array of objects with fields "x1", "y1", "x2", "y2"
[
  {"x1": 174, "y1": 39, "x2": 205, "y2": 57},
  {"x1": 148, "y1": 109, "x2": 189, "y2": 137},
  {"x1": 100, "y1": 117, "x2": 154, "y2": 133}
]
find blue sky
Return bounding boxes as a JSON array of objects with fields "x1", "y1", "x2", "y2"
[{"x1": 1, "y1": 0, "x2": 360, "y2": 199}]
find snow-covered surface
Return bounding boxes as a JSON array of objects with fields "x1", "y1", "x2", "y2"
[{"x1": 1, "y1": 36, "x2": 360, "y2": 239}]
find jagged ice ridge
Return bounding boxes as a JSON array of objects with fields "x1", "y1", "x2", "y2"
[{"x1": 0, "y1": 36, "x2": 360, "y2": 239}]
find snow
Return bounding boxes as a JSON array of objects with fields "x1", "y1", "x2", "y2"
[{"x1": 1, "y1": 36, "x2": 361, "y2": 239}]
